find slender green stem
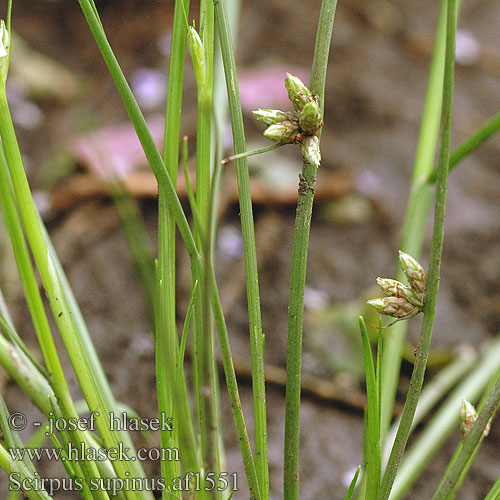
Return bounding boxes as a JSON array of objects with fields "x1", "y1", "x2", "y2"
[
  {"x1": 379, "y1": 0, "x2": 447, "y2": 441},
  {"x1": 6, "y1": 0, "x2": 12, "y2": 33},
  {"x1": 77, "y1": 0, "x2": 198, "y2": 261},
  {"x1": 79, "y1": 2, "x2": 255, "y2": 496},
  {"x1": 428, "y1": 109, "x2": 500, "y2": 183},
  {"x1": 431, "y1": 375, "x2": 500, "y2": 500},
  {"x1": 310, "y1": 1, "x2": 338, "y2": 119},
  {"x1": 379, "y1": 1, "x2": 457, "y2": 498},
  {"x1": 41, "y1": 219, "x2": 149, "y2": 486},
  {"x1": 345, "y1": 466, "x2": 362, "y2": 500},
  {"x1": 211, "y1": 0, "x2": 237, "y2": 258},
  {"x1": 221, "y1": 143, "x2": 284, "y2": 164},
  {"x1": 434, "y1": 355, "x2": 500, "y2": 500},
  {"x1": 213, "y1": 0, "x2": 268, "y2": 496},
  {"x1": 0, "y1": 311, "x2": 47, "y2": 378},
  {"x1": 193, "y1": 2, "x2": 219, "y2": 491},
  {"x1": 182, "y1": 138, "x2": 207, "y2": 244},
  {"x1": 0, "y1": 332, "x2": 53, "y2": 415},
  {"x1": 78, "y1": 1, "x2": 200, "y2": 490},
  {"x1": 0, "y1": 401, "x2": 54, "y2": 500},
  {"x1": 388, "y1": 339, "x2": 500, "y2": 500},
  {"x1": 360, "y1": 317, "x2": 381, "y2": 500},
  {"x1": 157, "y1": 190, "x2": 182, "y2": 498},
  {"x1": 109, "y1": 178, "x2": 155, "y2": 319},
  {"x1": 283, "y1": 3, "x2": 337, "y2": 500},
  {"x1": 207, "y1": 265, "x2": 260, "y2": 500},
  {"x1": 210, "y1": 0, "x2": 241, "y2": 480},
  {"x1": 283, "y1": 159, "x2": 318, "y2": 500},
  {"x1": 380, "y1": 10, "x2": 500, "y2": 441},
  {"x1": 0, "y1": 146, "x2": 65, "y2": 388},
  {"x1": 483, "y1": 473, "x2": 500, "y2": 500},
  {"x1": 384, "y1": 347, "x2": 475, "y2": 468},
  {"x1": 0, "y1": 88, "x2": 121, "y2": 500},
  {"x1": 179, "y1": 280, "x2": 198, "y2": 370},
  {"x1": 156, "y1": 0, "x2": 190, "y2": 496}
]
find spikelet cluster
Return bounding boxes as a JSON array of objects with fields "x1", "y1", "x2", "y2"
[
  {"x1": 253, "y1": 74, "x2": 323, "y2": 166},
  {"x1": 460, "y1": 400, "x2": 491, "y2": 439},
  {"x1": 367, "y1": 251, "x2": 427, "y2": 326}
]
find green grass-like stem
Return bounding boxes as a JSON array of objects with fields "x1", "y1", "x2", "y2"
[
  {"x1": 483, "y1": 475, "x2": 500, "y2": 500},
  {"x1": 428, "y1": 109, "x2": 500, "y2": 183},
  {"x1": 77, "y1": 0, "x2": 198, "y2": 260},
  {"x1": 434, "y1": 353, "x2": 500, "y2": 500},
  {"x1": 178, "y1": 280, "x2": 198, "y2": 370},
  {"x1": 0, "y1": 147, "x2": 65, "y2": 389},
  {"x1": 192, "y1": 2, "x2": 220, "y2": 492},
  {"x1": 379, "y1": 0, "x2": 447, "y2": 441},
  {"x1": 345, "y1": 466, "x2": 362, "y2": 500},
  {"x1": 40, "y1": 216, "x2": 150, "y2": 490},
  {"x1": 283, "y1": 2, "x2": 337, "y2": 499},
  {"x1": 78, "y1": 2, "x2": 255, "y2": 495},
  {"x1": 0, "y1": 399, "x2": 54, "y2": 500},
  {"x1": 156, "y1": 0, "x2": 190, "y2": 495},
  {"x1": 0, "y1": 312, "x2": 47, "y2": 378},
  {"x1": 109, "y1": 179, "x2": 155, "y2": 320},
  {"x1": 0, "y1": 334, "x2": 53, "y2": 414},
  {"x1": 207, "y1": 265, "x2": 260, "y2": 500},
  {"x1": 0, "y1": 88, "x2": 136, "y2": 500},
  {"x1": 431, "y1": 374, "x2": 500, "y2": 500},
  {"x1": 379, "y1": 1, "x2": 457, "y2": 498},
  {"x1": 380, "y1": 16, "x2": 500, "y2": 442},
  {"x1": 384, "y1": 347, "x2": 475, "y2": 468},
  {"x1": 221, "y1": 143, "x2": 284, "y2": 164},
  {"x1": 359, "y1": 317, "x2": 381, "y2": 500},
  {"x1": 387, "y1": 338, "x2": 500, "y2": 500},
  {"x1": 213, "y1": 0, "x2": 268, "y2": 496}
]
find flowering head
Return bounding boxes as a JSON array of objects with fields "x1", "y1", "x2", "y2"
[
  {"x1": 300, "y1": 135, "x2": 321, "y2": 166},
  {"x1": 367, "y1": 251, "x2": 427, "y2": 326},
  {"x1": 299, "y1": 100, "x2": 323, "y2": 136},
  {"x1": 187, "y1": 26, "x2": 205, "y2": 87},
  {"x1": 460, "y1": 400, "x2": 477, "y2": 438},
  {"x1": 252, "y1": 73, "x2": 322, "y2": 166},
  {"x1": 285, "y1": 73, "x2": 314, "y2": 113},
  {"x1": 367, "y1": 296, "x2": 418, "y2": 320},
  {"x1": 399, "y1": 251, "x2": 426, "y2": 295},
  {"x1": 376, "y1": 278, "x2": 423, "y2": 308},
  {"x1": 263, "y1": 120, "x2": 302, "y2": 144},
  {"x1": 253, "y1": 109, "x2": 296, "y2": 127}
]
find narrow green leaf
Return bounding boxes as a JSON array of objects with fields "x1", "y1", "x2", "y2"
[
  {"x1": 432, "y1": 374, "x2": 500, "y2": 500},
  {"x1": 360, "y1": 316, "x2": 381, "y2": 500},
  {"x1": 345, "y1": 465, "x2": 362, "y2": 500},
  {"x1": 483, "y1": 475, "x2": 500, "y2": 500},
  {"x1": 179, "y1": 280, "x2": 198, "y2": 370}
]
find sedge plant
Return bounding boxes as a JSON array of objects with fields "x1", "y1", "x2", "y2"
[{"x1": 0, "y1": 0, "x2": 500, "y2": 500}]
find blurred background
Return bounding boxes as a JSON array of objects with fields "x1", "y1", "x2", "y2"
[{"x1": 1, "y1": 0, "x2": 500, "y2": 498}]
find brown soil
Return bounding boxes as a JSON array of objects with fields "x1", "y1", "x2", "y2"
[{"x1": 1, "y1": 0, "x2": 499, "y2": 498}]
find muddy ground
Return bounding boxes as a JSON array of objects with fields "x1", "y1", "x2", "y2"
[{"x1": 1, "y1": 0, "x2": 500, "y2": 498}]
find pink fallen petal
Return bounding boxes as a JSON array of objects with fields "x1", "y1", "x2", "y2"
[
  {"x1": 238, "y1": 65, "x2": 310, "y2": 112},
  {"x1": 71, "y1": 115, "x2": 165, "y2": 180}
]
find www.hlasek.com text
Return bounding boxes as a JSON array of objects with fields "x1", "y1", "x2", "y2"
[{"x1": 8, "y1": 441, "x2": 179, "y2": 462}]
